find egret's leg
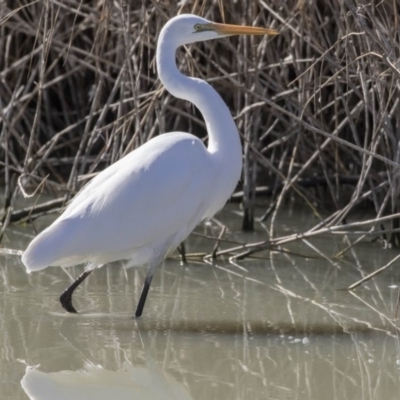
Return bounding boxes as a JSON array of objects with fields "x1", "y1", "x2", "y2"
[
  {"x1": 135, "y1": 274, "x2": 153, "y2": 318},
  {"x1": 60, "y1": 270, "x2": 93, "y2": 313},
  {"x1": 135, "y1": 262, "x2": 159, "y2": 318},
  {"x1": 178, "y1": 242, "x2": 187, "y2": 264}
]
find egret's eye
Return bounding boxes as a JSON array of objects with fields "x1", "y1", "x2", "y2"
[{"x1": 194, "y1": 24, "x2": 202, "y2": 32}]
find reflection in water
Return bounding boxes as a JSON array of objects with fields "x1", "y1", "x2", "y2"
[
  {"x1": 21, "y1": 361, "x2": 193, "y2": 400},
  {"x1": 20, "y1": 316, "x2": 193, "y2": 400},
  {"x1": 2, "y1": 205, "x2": 400, "y2": 399}
]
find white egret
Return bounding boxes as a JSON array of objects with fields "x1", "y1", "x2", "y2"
[{"x1": 22, "y1": 14, "x2": 278, "y2": 317}]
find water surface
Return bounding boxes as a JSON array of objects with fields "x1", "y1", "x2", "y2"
[{"x1": 1, "y1": 205, "x2": 400, "y2": 399}]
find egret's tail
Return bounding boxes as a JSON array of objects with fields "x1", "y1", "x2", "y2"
[
  {"x1": 22, "y1": 229, "x2": 56, "y2": 272},
  {"x1": 22, "y1": 220, "x2": 75, "y2": 272}
]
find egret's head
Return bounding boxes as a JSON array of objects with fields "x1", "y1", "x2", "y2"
[{"x1": 160, "y1": 14, "x2": 279, "y2": 47}]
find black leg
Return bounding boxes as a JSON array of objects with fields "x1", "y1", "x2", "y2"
[
  {"x1": 59, "y1": 270, "x2": 93, "y2": 313},
  {"x1": 178, "y1": 242, "x2": 187, "y2": 264},
  {"x1": 135, "y1": 274, "x2": 153, "y2": 318}
]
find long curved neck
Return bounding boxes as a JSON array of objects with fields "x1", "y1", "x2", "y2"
[{"x1": 156, "y1": 34, "x2": 242, "y2": 162}]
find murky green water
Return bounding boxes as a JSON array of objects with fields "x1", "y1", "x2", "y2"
[{"x1": 1, "y1": 204, "x2": 400, "y2": 399}]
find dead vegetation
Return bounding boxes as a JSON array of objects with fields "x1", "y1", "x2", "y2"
[{"x1": 1, "y1": 0, "x2": 400, "y2": 263}]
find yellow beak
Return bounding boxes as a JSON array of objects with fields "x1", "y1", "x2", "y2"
[{"x1": 210, "y1": 22, "x2": 279, "y2": 36}]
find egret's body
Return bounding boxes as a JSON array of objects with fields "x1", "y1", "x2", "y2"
[
  {"x1": 24, "y1": 133, "x2": 223, "y2": 270},
  {"x1": 22, "y1": 14, "x2": 278, "y2": 316}
]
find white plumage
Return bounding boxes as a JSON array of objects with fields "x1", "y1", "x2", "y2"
[{"x1": 23, "y1": 134, "x2": 217, "y2": 271}]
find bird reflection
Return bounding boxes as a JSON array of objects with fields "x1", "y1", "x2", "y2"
[{"x1": 21, "y1": 361, "x2": 193, "y2": 400}]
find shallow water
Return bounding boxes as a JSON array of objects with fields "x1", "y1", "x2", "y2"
[{"x1": 1, "y1": 204, "x2": 400, "y2": 399}]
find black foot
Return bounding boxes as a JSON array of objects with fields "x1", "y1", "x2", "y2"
[
  {"x1": 60, "y1": 289, "x2": 78, "y2": 313},
  {"x1": 59, "y1": 270, "x2": 93, "y2": 313}
]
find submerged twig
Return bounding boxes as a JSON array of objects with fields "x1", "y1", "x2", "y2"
[{"x1": 346, "y1": 253, "x2": 400, "y2": 291}]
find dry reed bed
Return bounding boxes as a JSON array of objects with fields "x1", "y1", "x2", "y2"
[{"x1": 1, "y1": 0, "x2": 400, "y2": 266}]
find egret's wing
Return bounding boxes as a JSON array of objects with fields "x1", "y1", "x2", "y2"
[{"x1": 23, "y1": 133, "x2": 214, "y2": 270}]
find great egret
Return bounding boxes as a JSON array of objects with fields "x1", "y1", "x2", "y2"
[{"x1": 22, "y1": 14, "x2": 278, "y2": 317}]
